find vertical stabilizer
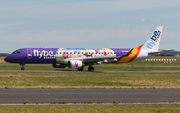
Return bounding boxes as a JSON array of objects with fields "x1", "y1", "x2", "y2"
[{"x1": 142, "y1": 26, "x2": 163, "y2": 50}]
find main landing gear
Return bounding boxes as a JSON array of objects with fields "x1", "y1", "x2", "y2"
[
  {"x1": 88, "y1": 67, "x2": 94, "y2": 72},
  {"x1": 78, "y1": 67, "x2": 84, "y2": 71},
  {"x1": 77, "y1": 66, "x2": 94, "y2": 72},
  {"x1": 20, "y1": 64, "x2": 25, "y2": 70}
]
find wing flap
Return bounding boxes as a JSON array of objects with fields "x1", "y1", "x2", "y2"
[{"x1": 81, "y1": 56, "x2": 120, "y2": 63}]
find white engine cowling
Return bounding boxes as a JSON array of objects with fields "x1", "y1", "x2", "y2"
[
  {"x1": 52, "y1": 63, "x2": 67, "y2": 68},
  {"x1": 68, "y1": 60, "x2": 83, "y2": 69}
]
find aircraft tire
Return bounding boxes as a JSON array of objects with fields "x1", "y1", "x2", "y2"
[
  {"x1": 21, "y1": 67, "x2": 25, "y2": 70},
  {"x1": 88, "y1": 67, "x2": 94, "y2": 72},
  {"x1": 78, "y1": 67, "x2": 83, "y2": 71}
]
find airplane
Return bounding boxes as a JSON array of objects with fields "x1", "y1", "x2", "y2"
[{"x1": 4, "y1": 26, "x2": 171, "y2": 71}]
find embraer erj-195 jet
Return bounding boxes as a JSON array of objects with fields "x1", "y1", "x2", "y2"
[{"x1": 4, "y1": 26, "x2": 170, "y2": 71}]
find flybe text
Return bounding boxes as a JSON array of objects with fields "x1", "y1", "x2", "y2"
[
  {"x1": 33, "y1": 50, "x2": 55, "y2": 58},
  {"x1": 147, "y1": 30, "x2": 161, "y2": 49}
]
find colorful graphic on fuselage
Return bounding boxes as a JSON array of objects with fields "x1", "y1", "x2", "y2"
[{"x1": 56, "y1": 48, "x2": 118, "y2": 64}]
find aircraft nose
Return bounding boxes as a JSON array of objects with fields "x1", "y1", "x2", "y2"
[{"x1": 4, "y1": 56, "x2": 11, "y2": 62}]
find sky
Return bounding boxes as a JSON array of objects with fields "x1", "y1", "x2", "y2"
[{"x1": 0, "y1": 0, "x2": 180, "y2": 53}]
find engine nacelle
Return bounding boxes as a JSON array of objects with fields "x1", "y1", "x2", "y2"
[
  {"x1": 68, "y1": 60, "x2": 83, "y2": 69},
  {"x1": 52, "y1": 63, "x2": 67, "y2": 68}
]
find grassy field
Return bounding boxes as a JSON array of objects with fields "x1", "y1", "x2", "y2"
[
  {"x1": 0, "y1": 72, "x2": 180, "y2": 89},
  {"x1": 0, "y1": 105, "x2": 180, "y2": 113},
  {"x1": 0, "y1": 57, "x2": 6, "y2": 63}
]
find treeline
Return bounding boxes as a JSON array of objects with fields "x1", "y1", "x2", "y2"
[{"x1": 0, "y1": 53, "x2": 10, "y2": 57}]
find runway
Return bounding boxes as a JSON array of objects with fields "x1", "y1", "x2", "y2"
[
  {"x1": 1, "y1": 69, "x2": 180, "y2": 73},
  {"x1": 0, "y1": 89, "x2": 180, "y2": 104}
]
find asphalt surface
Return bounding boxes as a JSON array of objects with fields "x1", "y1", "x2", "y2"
[{"x1": 0, "y1": 89, "x2": 180, "y2": 104}]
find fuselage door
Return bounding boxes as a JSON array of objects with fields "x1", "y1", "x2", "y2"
[{"x1": 27, "y1": 49, "x2": 32, "y2": 59}]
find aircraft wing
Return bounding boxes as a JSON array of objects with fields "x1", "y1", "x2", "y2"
[
  {"x1": 80, "y1": 56, "x2": 120, "y2": 63},
  {"x1": 148, "y1": 49, "x2": 175, "y2": 56}
]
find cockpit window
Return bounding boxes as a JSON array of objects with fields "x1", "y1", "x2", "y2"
[
  {"x1": 12, "y1": 50, "x2": 21, "y2": 54},
  {"x1": 12, "y1": 51, "x2": 17, "y2": 54},
  {"x1": 17, "y1": 51, "x2": 21, "y2": 54}
]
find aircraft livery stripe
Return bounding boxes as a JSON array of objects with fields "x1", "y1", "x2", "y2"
[
  {"x1": 128, "y1": 45, "x2": 143, "y2": 62},
  {"x1": 115, "y1": 45, "x2": 143, "y2": 64}
]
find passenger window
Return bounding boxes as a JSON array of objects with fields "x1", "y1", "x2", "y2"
[{"x1": 117, "y1": 52, "x2": 119, "y2": 54}]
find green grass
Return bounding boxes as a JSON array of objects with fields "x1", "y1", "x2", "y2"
[
  {"x1": 0, "y1": 72, "x2": 180, "y2": 88},
  {"x1": 0, "y1": 105, "x2": 180, "y2": 113}
]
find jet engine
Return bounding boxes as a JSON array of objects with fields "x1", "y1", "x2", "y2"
[
  {"x1": 68, "y1": 60, "x2": 83, "y2": 69},
  {"x1": 52, "y1": 63, "x2": 67, "y2": 68}
]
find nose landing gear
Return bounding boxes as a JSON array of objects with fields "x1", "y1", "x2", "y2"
[{"x1": 20, "y1": 64, "x2": 25, "y2": 70}]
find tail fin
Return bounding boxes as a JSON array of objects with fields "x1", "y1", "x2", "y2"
[{"x1": 142, "y1": 26, "x2": 163, "y2": 50}]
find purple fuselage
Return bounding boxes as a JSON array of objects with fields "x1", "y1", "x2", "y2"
[{"x1": 4, "y1": 48, "x2": 131, "y2": 65}]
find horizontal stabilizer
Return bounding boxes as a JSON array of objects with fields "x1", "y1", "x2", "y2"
[{"x1": 148, "y1": 49, "x2": 175, "y2": 56}]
